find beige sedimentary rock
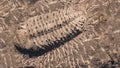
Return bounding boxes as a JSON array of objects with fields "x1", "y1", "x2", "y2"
[{"x1": 0, "y1": 0, "x2": 120, "y2": 68}]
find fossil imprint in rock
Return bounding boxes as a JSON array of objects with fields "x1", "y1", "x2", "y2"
[{"x1": 14, "y1": 3, "x2": 100, "y2": 58}]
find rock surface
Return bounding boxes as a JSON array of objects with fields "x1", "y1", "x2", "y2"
[{"x1": 0, "y1": 0, "x2": 120, "y2": 68}]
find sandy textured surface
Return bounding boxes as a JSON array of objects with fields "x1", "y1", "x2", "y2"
[{"x1": 0, "y1": 0, "x2": 120, "y2": 68}]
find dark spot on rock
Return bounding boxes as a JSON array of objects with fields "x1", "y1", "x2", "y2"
[
  {"x1": 0, "y1": 42, "x2": 6, "y2": 49},
  {"x1": 28, "y1": 0, "x2": 38, "y2": 4},
  {"x1": 24, "y1": 66, "x2": 35, "y2": 68}
]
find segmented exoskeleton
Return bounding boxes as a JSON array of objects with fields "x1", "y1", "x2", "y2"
[{"x1": 15, "y1": 3, "x2": 90, "y2": 57}]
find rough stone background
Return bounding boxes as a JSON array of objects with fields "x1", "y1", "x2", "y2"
[{"x1": 0, "y1": 0, "x2": 120, "y2": 68}]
